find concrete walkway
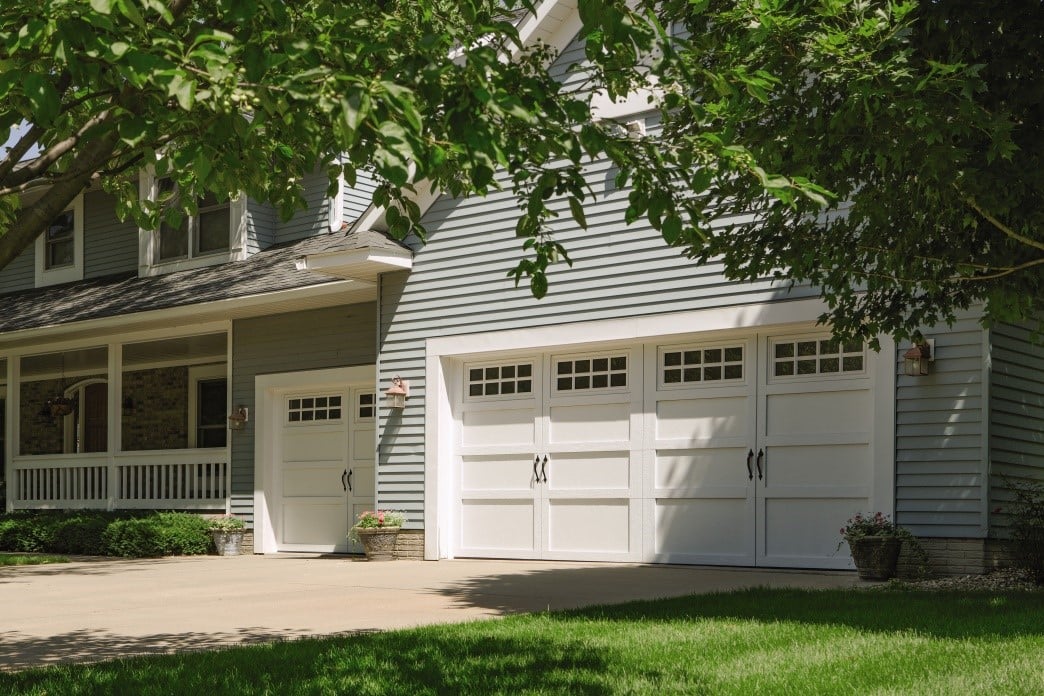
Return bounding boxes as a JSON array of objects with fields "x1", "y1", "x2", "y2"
[{"x1": 0, "y1": 555, "x2": 861, "y2": 671}]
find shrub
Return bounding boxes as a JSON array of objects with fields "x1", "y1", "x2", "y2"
[
  {"x1": 0, "y1": 510, "x2": 217, "y2": 558},
  {"x1": 1006, "y1": 478, "x2": 1044, "y2": 585}
]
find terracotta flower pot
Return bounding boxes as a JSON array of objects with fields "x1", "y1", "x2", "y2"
[
  {"x1": 848, "y1": 535, "x2": 902, "y2": 580},
  {"x1": 354, "y1": 526, "x2": 400, "y2": 561}
]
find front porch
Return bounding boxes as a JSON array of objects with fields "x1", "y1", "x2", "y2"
[{"x1": 2, "y1": 327, "x2": 232, "y2": 513}]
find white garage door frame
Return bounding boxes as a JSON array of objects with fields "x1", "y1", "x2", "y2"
[
  {"x1": 424, "y1": 298, "x2": 896, "y2": 562},
  {"x1": 253, "y1": 365, "x2": 376, "y2": 554}
]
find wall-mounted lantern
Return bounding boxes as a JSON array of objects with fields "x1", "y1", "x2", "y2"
[
  {"x1": 385, "y1": 376, "x2": 410, "y2": 409},
  {"x1": 903, "y1": 339, "x2": 935, "y2": 376},
  {"x1": 228, "y1": 406, "x2": 249, "y2": 430}
]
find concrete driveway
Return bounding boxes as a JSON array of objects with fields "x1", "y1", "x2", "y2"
[{"x1": 0, "y1": 554, "x2": 860, "y2": 671}]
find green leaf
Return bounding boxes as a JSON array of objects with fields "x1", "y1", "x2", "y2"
[
  {"x1": 22, "y1": 74, "x2": 59, "y2": 124},
  {"x1": 568, "y1": 197, "x2": 588, "y2": 229},
  {"x1": 90, "y1": 0, "x2": 115, "y2": 13},
  {"x1": 118, "y1": 116, "x2": 148, "y2": 146},
  {"x1": 166, "y1": 73, "x2": 195, "y2": 110},
  {"x1": 531, "y1": 271, "x2": 548, "y2": 299}
]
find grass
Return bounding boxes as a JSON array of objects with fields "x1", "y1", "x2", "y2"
[
  {"x1": 0, "y1": 553, "x2": 69, "y2": 566},
  {"x1": 2, "y1": 588, "x2": 1043, "y2": 695}
]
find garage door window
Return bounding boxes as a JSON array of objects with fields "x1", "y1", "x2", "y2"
[
  {"x1": 554, "y1": 355, "x2": 627, "y2": 392},
  {"x1": 467, "y1": 362, "x2": 534, "y2": 399},
  {"x1": 287, "y1": 395, "x2": 343, "y2": 423},
  {"x1": 771, "y1": 338, "x2": 864, "y2": 379},
  {"x1": 356, "y1": 392, "x2": 376, "y2": 420},
  {"x1": 660, "y1": 344, "x2": 744, "y2": 387}
]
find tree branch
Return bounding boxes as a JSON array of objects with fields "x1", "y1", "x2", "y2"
[
  {"x1": 0, "y1": 123, "x2": 43, "y2": 181},
  {"x1": 960, "y1": 188, "x2": 1044, "y2": 254},
  {"x1": 4, "y1": 111, "x2": 115, "y2": 188}
]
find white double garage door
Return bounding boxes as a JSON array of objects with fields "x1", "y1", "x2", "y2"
[{"x1": 454, "y1": 331, "x2": 885, "y2": 568}]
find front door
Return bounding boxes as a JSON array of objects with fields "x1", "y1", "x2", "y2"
[
  {"x1": 82, "y1": 382, "x2": 107, "y2": 453},
  {"x1": 276, "y1": 388, "x2": 375, "y2": 552}
]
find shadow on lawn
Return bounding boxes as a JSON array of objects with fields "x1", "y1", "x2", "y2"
[
  {"x1": 0, "y1": 626, "x2": 378, "y2": 673},
  {"x1": 434, "y1": 565, "x2": 1044, "y2": 640},
  {"x1": 0, "y1": 630, "x2": 622, "y2": 695}
]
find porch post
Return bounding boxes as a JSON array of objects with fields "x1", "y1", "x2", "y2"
[
  {"x1": 107, "y1": 343, "x2": 121, "y2": 511},
  {"x1": 4, "y1": 357, "x2": 16, "y2": 513}
]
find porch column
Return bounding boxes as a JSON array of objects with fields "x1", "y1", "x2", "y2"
[
  {"x1": 4, "y1": 357, "x2": 15, "y2": 513},
  {"x1": 106, "y1": 342, "x2": 121, "y2": 511}
]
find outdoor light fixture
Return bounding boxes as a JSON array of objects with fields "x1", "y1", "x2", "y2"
[
  {"x1": 227, "y1": 406, "x2": 249, "y2": 430},
  {"x1": 903, "y1": 339, "x2": 935, "y2": 376},
  {"x1": 385, "y1": 376, "x2": 409, "y2": 409}
]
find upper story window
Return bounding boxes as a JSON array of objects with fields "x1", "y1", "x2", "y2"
[
  {"x1": 157, "y1": 178, "x2": 231, "y2": 261},
  {"x1": 139, "y1": 171, "x2": 247, "y2": 277},
  {"x1": 34, "y1": 195, "x2": 84, "y2": 287}
]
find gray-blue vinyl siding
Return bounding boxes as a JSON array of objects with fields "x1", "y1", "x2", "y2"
[
  {"x1": 0, "y1": 246, "x2": 33, "y2": 294},
  {"x1": 893, "y1": 313, "x2": 988, "y2": 538},
  {"x1": 988, "y1": 321, "x2": 1044, "y2": 536},
  {"x1": 246, "y1": 200, "x2": 276, "y2": 253},
  {"x1": 275, "y1": 170, "x2": 332, "y2": 244},
  {"x1": 83, "y1": 190, "x2": 138, "y2": 278},
  {"x1": 230, "y1": 303, "x2": 377, "y2": 520},
  {"x1": 340, "y1": 159, "x2": 378, "y2": 224}
]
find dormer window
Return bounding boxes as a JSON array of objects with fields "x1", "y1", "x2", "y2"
[
  {"x1": 34, "y1": 195, "x2": 84, "y2": 287},
  {"x1": 139, "y1": 171, "x2": 247, "y2": 277},
  {"x1": 157, "y1": 178, "x2": 231, "y2": 261}
]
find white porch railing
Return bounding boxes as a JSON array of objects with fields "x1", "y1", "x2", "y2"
[{"x1": 12, "y1": 449, "x2": 229, "y2": 511}]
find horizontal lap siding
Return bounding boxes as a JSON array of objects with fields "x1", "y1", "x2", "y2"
[
  {"x1": 989, "y1": 321, "x2": 1044, "y2": 536},
  {"x1": 230, "y1": 303, "x2": 377, "y2": 521},
  {"x1": 84, "y1": 190, "x2": 138, "y2": 278},
  {"x1": 894, "y1": 313, "x2": 987, "y2": 537},
  {"x1": 247, "y1": 200, "x2": 276, "y2": 253},
  {"x1": 343, "y1": 166, "x2": 377, "y2": 223},
  {"x1": 0, "y1": 246, "x2": 33, "y2": 294},
  {"x1": 276, "y1": 171, "x2": 331, "y2": 244}
]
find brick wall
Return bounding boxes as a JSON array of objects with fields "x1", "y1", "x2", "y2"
[
  {"x1": 393, "y1": 529, "x2": 425, "y2": 559},
  {"x1": 18, "y1": 376, "x2": 106, "y2": 455},
  {"x1": 122, "y1": 367, "x2": 189, "y2": 450},
  {"x1": 896, "y1": 537, "x2": 1004, "y2": 578}
]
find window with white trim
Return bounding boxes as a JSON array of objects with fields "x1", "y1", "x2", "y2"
[
  {"x1": 467, "y1": 362, "x2": 534, "y2": 399},
  {"x1": 356, "y1": 392, "x2": 376, "y2": 420},
  {"x1": 554, "y1": 355, "x2": 627, "y2": 392},
  {"x1": 661, "y1": 344, "x2": 744, "y2": 386},
  {"x1": 138, "y1": 171, "x2": 247, "y2": 276},
  {"x1": 34, "y1": 195, "x2": 83, "y2": 287},
  {"x1": 771, "y1": 337, "x2": 865, "y2": 379},
  {"x1": 287, "y1": 394, "x2": 343, "y2": 423}
]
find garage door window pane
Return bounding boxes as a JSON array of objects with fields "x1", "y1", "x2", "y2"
[
  {"x1": 288, "y1": 394, "x2": 343, "y2": 423},
  {"x1": 772, "y1": 338, "x2": 866, "y2": 379},
  {"x1": 554, "y1": 355, "x2": 627, "y2": 392},
  {"x1": 467, "y1": 362, "x2": 535, "y2": 399},
  {"x1": 660, "y1": 344, "x2": 743, "y2": 386}
]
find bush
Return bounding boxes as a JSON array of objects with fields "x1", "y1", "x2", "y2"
[
  {"x1": 1007, "y1": 479, "x2": 1044, "y2": 585},
  {"x1": 0, "y1": 510, "x2": 217, "y2": 558}
]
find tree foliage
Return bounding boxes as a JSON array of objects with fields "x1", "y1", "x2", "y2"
[{"x1": 0, "y1": 0, "x2": 1041, "y2": 342}]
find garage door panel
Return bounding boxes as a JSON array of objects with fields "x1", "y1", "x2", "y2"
[
  {"x1": 548, "y1": 402, "x2": 630, "y2": 445},
  {"x1": 461, "y1": 500, "x2": 537, "y2": 552},
  {"x1": 765, "y1": 390, "x2": 871, "y2": 436},
  {"x1": 762, "y1": 444, "x2": 871, "y2": 488},
  {"x1": 761, "y1": 498, "x2": 865, "y2": 566},
  {"x1": 461, "y1": 455, "x2": 537, "y2": 492},
  {"x1": 547, "y1": 500, "x2": 632, "y2": 554},
  {"x1": 462, "y1": 408, "x2": 536, "y2": 447},
  {"x1": 656, "y1": 397, "x2": 750, "y2": 441},
  {"x1": 350, "y1": 465, "x2": 375, "y2": 497},
  {"x1": 352, "y1": 434, "x2": 375, "y2": 461},
  {"x1": 654, "y1": 448, "x2": 750, "y2": 491},
  {"x1": 282, "y1": 430, "x2": 346, "y2": 459},
  {"x1": 283, "y1": 463, "x2": 342, "y2": 497},
  {"x1": 547, "y1": 452, "x2": 631, "y2": 491},
  {"x1": 282, "y1": 502, "x2": 348, "y2": 546},
  {"x1": 655, "y1": 499, "x2": 753, "y2": 560}
]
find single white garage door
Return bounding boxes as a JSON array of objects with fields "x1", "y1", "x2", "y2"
[
  {"x1": 278, "y1": 388, "x2": 376, "y2": 553},
  {"x1": 457, "y1": 349, "x2": 642, "y2": 561},
  {"x1": 454, "y1": 330, "x2": 876, "y2": 568}
]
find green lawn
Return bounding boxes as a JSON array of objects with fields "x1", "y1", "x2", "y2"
[
  {"x1": 0, "y1": 553, "x2": 69, "y2": 566},
  {"x1": 2, "y1": 588, "x2": 1042, "y2": 695}
]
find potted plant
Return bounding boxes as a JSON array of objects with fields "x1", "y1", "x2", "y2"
[
  {"x1": 349, "y1": 510, "x2": 405, "y2": 561},
  {"x1": 839, "y1": 512, "x2": 911, "y2": 580},
  {"x1": 209, "y1": 514, "x2": 246, "y2": 556}
]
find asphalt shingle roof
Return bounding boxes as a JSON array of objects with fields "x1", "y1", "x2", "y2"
[{"x1": 0, "y1": 229, "x2": 409, "y2": 334}]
